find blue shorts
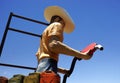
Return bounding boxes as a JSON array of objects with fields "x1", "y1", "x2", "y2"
[{"x1": 36, "y1": 58, "x2": 58, "y2": 73}]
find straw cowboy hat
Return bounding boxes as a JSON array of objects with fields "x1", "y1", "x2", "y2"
[{"x1": 44, "y1": 6, "x2": 75, "y2": 33}]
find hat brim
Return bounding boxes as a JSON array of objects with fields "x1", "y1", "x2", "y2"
[{"x1": 44, "y1": 6, "x2": 75, "y2": 33}]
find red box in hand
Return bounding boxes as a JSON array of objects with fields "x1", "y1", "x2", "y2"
[{"x1": 81, "y1": 43, "x2": 97, "y2": 55}]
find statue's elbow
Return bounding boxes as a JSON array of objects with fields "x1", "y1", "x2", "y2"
[{"x1": 49, "y1": 40, "x2": 59, "y2": 51}]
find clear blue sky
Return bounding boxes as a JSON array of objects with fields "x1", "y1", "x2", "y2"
[{"x1": 0, "y1": 0, "x2": 120, "y2": 83}]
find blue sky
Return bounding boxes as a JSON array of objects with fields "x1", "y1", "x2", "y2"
[{"x1": 0, "y1": 0, "x2": 120, "y2": 83}]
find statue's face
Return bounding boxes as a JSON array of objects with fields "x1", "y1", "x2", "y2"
[
  {"x1": 50, "y1": 15, "x2": 65, "y2": 27},
  {"x1": 54, "y1": 17, "x2": 65, "y2": 27}
]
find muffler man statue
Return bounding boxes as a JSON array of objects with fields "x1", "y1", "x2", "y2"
[{"x1": 36, "y1": 6, "x2": 93, "y2": 74}]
